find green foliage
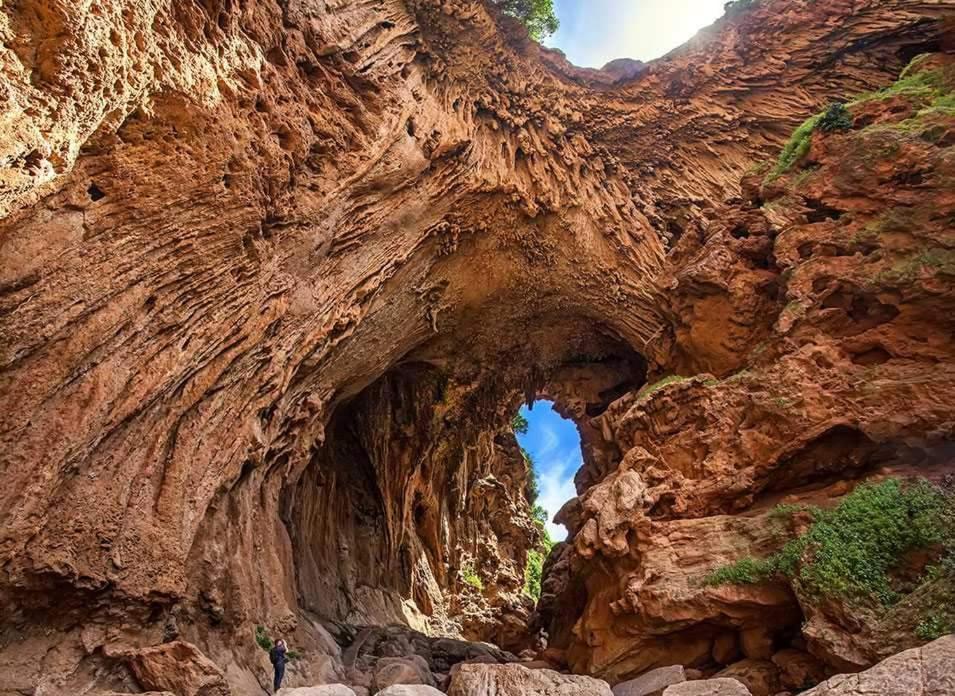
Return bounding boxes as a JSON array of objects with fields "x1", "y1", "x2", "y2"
[
  {"x1": 636, "y1": 375, "x2": 688, "y2": 402},
  {"x1": 524, "y1": 526, "x2": 554, "y2": 601},
  {"x1": 705, "y1": 479, "x2": 954, "y2": 607},
  {"x1": 916, "y1": 612, "x2": 954, "y2": 641},
  {"x1": 765, "y1": 56, "x2": 952, "y2": 183},
  {"x1": 512, "y1": 412, "x2": 529, "y2": 435},
  {"x1": 254, "y1": 625, "x2": 274, "y2": 652},
  {"x1": 704, "y1": 557, "x2": 775, "y2": 586},
  {"x1": 769, "y1": 113, "x2": 822, "y2": 179},
  {"x1": 461, "y1": 562, "x2": 484, "y2": 591},
  {"x1": 851, "y1": 55, "x2": 955, "y2": 131},
  {"x1": 531, "y1": 504, "x2": 549, "y2": 527},
  {"x1": 255, "y1": 627, "x2": 301, "y2": 660},
  {"x1": 818, "y1": 103, "x2": 853, "y2": 132},
  {"x1": 852, "y1": 57, "x2": 949, "y2": 108},
  {"x1": 492, "y1": 0, "x2": 560, "y2": 41},
  {"x1": 767, "y1": 103, "x2": 852, "y2": 180},
  {"x1": 523, "y1": 448, "x2": 541, "y2": 504}
]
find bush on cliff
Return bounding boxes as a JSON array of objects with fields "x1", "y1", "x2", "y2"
[
  {"x1": 817, "y1": 103, "x2": 853, "y2": 132},
  {"x1": 704, "y1": 478, "x2": 954, "y2": 607},
  {"x1": 512, "y1": 412, "x2": 529, "y2": 435},
  {"x1": 768, "y1": 101, "x2": 852, "y2": 180},
  {"x1": 492, "y1": 0, "x2": 560, "y2": 41},
  {"x1": 524, "y1": 524, "x2": 555, "y2": 601},
  {"x1": 461, "y1": 562, "x2": 485, "y2": 591},
  {"x1": 255, "y1": 625, "x2": 273, "y2": 651}
]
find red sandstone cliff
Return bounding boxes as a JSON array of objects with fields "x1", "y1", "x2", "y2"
[{"x1": 0, "y1": 0, "x2": 952, "y2": 694}]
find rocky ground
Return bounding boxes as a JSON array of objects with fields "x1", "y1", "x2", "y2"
[{"x1": 0, "y1": 0, "x2": 952, "y2": 695}]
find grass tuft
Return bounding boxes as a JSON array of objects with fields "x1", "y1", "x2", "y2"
[{"x1": 636, "y1": 375, "x2": 688, "y2": 402}]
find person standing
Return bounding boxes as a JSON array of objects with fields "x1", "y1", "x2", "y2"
[{"x1": 269, "y1": 638, "x2": 287, "y2": 693}]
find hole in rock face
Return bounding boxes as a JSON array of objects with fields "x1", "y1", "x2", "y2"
[
  {"x1": 515, "y1": 400, "x2": 585, "y2": 542},
  {"x1": 765, "y1": 425, "x2": 887, "y2": 493},
  {"x1": 88, "y1": 183, "x2": 106, "y2": 201},
  {"x1": 805, "y1": 199, "x2": 844, "y2": 223},
  {"x1": 849, "y1": 344, "x2": 893, "y2": 366}
]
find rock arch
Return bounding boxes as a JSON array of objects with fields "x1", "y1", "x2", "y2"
[{"x1": 0, "y1": 0, "x2": 951, "y2": 692}]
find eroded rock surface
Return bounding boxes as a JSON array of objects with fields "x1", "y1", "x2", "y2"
[
  {"x1": 447, "y1": 663, "x2": 613, "y2": 696},
  {"x1": 0, "y1": 0, "x2": 952, "y2": 694},
  {"x1": 801, "y1": 635, "x2": 955, "y2": 696},
  {"x1": 537, "y1": 51, "x2": 955, "y2": 686}
]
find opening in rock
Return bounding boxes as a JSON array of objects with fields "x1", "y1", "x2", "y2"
[
  {"x1": 87, "y1": 182, "x2": 106, "y2": 201},
  {"x1": 514, "y1": 400, "x2": 582, "y2": 543},
  {"x1": 545, "y1": 0, "x2": 731, "y2": 67}
]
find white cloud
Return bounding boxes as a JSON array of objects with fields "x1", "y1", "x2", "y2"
[
  {"x1": 537, "y1": 422, "x2": 560, "y2": 458},
  {"x1": 536, "y1": 448, "x2": 581, "y2": 541}
]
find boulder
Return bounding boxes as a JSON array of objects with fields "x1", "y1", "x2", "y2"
[
  {"x1": 297, "y1": 654, "x2": 347, "y2": 687},
  {"x1": 94, "y1": 693, "x2": 176, "y2": 696},
  {"x1": 715, "y1": 659, "x2": 780, "y2": 696},
  {"x1": 739, "y1": 628, "x2": 774, "y2": 661},
  {"x1": 516, "y1": 660, "x2": 553, "y2": 670},
  {"x1": 613, "y1": 665, "x2": 687, "y2": 696},
  {"x1": 448, "y1": 663, "x2": 613, "y2": 695},
  {"x1": 771, "y1": 649, "x2": 827, "y2": 691},
  {"x1": 800, "y1": 636, "x2": 955, "y2": 695},
  {"x1": 112, "y1": 641, "x2": 229, "y2": 696},
  {"x1": 277, "y1": 686, "x2": 357, "y2": 696},
  {"x1": 712, "y1": 634, "x2": 740, "y2": 665},
  {"x1": 663, "y1": 678, "x2": 752, "y2": 696},
  {"x1": 374, "y1": 656, "x2": 435, "y2": 689},
  {"x1": 375, "y1": 686, "x2": 445, "y2": 696}
]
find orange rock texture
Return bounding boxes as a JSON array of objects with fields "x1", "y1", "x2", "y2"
[{"x1": 0, "y1": 0, "x2": 952, "y2": 694}]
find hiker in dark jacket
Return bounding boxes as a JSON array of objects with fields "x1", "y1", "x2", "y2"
[{"x1": 269, "y1": 639, "x2": 287, "y2": 692}]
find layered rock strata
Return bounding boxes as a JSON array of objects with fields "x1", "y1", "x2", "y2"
[{"x1": 0, "y1": 0, "x2": 952, "y2": 693}]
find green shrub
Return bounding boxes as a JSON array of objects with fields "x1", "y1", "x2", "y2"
[
  {"x1": 254, "y1": 625, "x2": 273, "y2": 652},
  {"x1": 491, "y1": 0, "x2": 559, "y2": 41},
  {"x1": 818, "y1": 103, "x2": 853, "y2": 132},
  {"x1": 916, "y1": 613, "x2": 953, "y2": 641},
  {"x1": 524, "y1": 527, "x2": 554, "y2": 600},
  {"x1": 705, "y1": 479, "x2": 954, "y2": 606},
  {"x1": 850, "y1": 55, "x2": 954, "y2": 125},
  {"x1": 523, "y1": 449, "x2": 540, "y2": 504},
  {"x1": 767, "y1": 103, "x2": 853, "y2": 180},
  {"x1": 769, "y1": 113, "x2": 822, "y2": 179},
  {"x1": 512, "y1": 412, "x2": 529, "y2": 435},
  {"x1": 461, "y1": 562, "x2": 484, "y2": 591},
  {"x1": 704, "y1": 557, "x2": 775, "y2": 586}
]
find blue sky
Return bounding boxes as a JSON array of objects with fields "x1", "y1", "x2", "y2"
[
  {"x1": 516, "y1": 401, "x2": 582, "y2": 541},
  {"x1": 547, "y1": 0, "x2": 729, "y2": 67}
]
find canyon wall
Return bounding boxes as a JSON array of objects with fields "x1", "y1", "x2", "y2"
[{"x1": 0, "y1": 0, "x2": 952, "y2": 693}]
